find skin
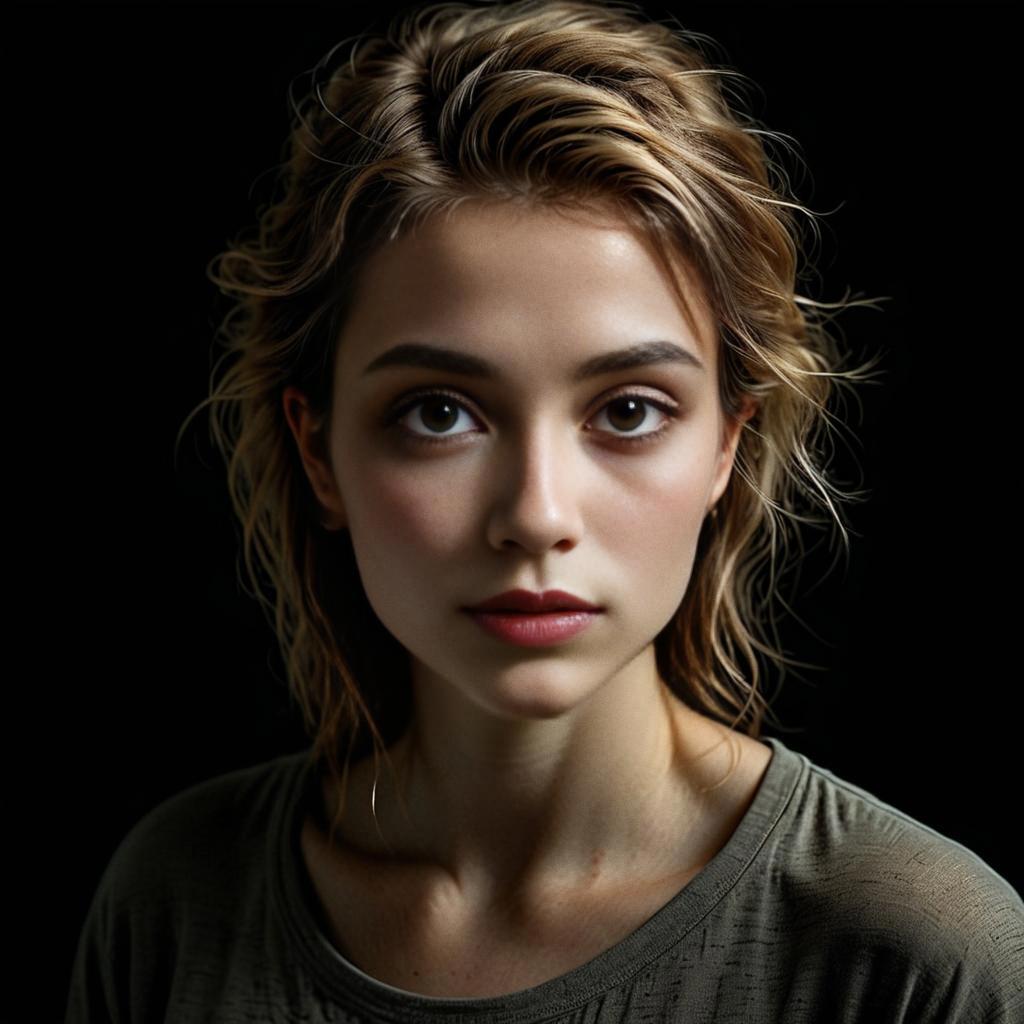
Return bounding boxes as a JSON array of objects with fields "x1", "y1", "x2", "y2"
[{"x1": 283, "y1": 198, "x2": 771, "y2": 996}]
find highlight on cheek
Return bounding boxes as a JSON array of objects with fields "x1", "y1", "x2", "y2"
[{"x1": 381, "y1": 386, "x2": 683, "y2": 449}]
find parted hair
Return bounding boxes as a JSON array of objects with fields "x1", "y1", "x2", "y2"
[{"x1": 180, "y1": 0, "x2": 882, "y2": 833}]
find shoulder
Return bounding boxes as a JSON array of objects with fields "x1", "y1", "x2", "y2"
[
  {"x1": 66, "y1": 753, "x2": 311, "y2": 1024},
  {"x1": 787, "y1": 755, "x2": 1021, "y2": 906},
  {"x1": 772, "y1": 750, "x2": 1024, "y2": 1019},
  {"x1": 67, "y1": 751, "x2": 314, "y2": 1024},
  {"x1": 95, "y1": 750, "x2": 311, "y2": 911}
]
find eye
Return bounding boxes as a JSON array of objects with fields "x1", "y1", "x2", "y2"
[
  {"x1": 386, "y1": 388, "x2": 679, "y2": 447},
  {"x1": 587, "y1": 393, "x2": 676, "y2": 444},
  {"x1": 389, "y1": 390, "x2": 481, "y2": 444}
]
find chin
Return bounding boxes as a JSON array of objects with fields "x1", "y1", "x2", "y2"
[{"x1": 468, "y1": 669, "x2": 600, "y2": 723}]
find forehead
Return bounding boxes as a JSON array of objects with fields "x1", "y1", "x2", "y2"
[{"x1": 333, "y1": 199, "x2": 717, "y2": 382}]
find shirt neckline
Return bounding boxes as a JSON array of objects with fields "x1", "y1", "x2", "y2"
[{"x1": 272, "y1": 734, "x2": 806, "y2": 1023}]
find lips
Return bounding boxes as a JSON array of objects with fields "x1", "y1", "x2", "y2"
[{"x1": 464, "y1": 589, "x2": 602, "y2": 613}]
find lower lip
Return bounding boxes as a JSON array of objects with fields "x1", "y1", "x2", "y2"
[{"x1": 463, "y1": 610, "x2": 602, "y2": 647}]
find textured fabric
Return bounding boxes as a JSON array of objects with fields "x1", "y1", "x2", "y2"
[{"x1": 66, "y1": 737, "x2": 1024, "y2": 1023}]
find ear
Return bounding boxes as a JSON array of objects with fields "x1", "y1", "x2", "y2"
[
  {"x1": 707, "y1": 395, "x2": 758, "y2": 514},
  {"x1": 282, "y1": 385, "x2": 348, "y2": 531}
]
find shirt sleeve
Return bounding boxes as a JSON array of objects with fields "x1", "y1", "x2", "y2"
[
  {"x1": 65, "y1": 875, "x2": 124, "y2": 1024},
  {"x1": 915, "y1": 857, "x2": 1024, "y2": 1023},
  {"x1": 65, "y1": 840, "x2": 178, "y2": 1024}
]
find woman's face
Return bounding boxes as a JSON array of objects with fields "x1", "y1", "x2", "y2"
[{"x1": 287, "y1": 200, "x2": 750, "y2": 724}]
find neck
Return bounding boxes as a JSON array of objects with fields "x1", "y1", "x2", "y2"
[{"x1": 329, "y1": 647, "x2": 740, "y2": 908}]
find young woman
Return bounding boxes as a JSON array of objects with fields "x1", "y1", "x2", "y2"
[{"x1": 66, "y1": 1, "x2": 1023, "y2": 1021}]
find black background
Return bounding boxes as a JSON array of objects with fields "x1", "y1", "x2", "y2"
[{"x1": 26, "y1": 2, "x2": 1019, "y2": 1009}]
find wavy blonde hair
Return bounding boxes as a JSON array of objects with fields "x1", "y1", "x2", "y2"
[{"x1": 179, "y1": 0, "x2": 884, "y2": 835}]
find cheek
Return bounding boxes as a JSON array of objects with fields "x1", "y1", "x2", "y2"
[
  {"x1": 340, "y1": 454, "x2": 473, "y2": 579},
  {"x1": 593, "y1": 442, "x2": 718, "y2": 624},
  {"x1": 601, "y1": 444, "x2": 716, "y2": 550}
]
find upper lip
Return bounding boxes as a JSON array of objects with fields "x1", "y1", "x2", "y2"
[{"x1": 464, "y1": 589, "x2": 603, "y2": 613}]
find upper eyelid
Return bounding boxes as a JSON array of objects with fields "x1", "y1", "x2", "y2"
[{"x1": 389, "y1": 383, "x2": 680, "y2": 420}]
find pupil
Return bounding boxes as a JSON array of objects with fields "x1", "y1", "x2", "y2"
[
  {"x1": 422, "y1": 398, "x2": 457, "y2": 432},
  {"x1": 608, "y1": 397, "x2": 645, "y2": 432}
]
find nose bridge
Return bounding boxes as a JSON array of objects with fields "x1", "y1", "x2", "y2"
[{"x1": 488, "y1": 413, "x2": 583, "y2": 552}]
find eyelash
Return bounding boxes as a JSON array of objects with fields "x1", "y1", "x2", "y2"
[{"x1": 384, "y1": 387, "x2": 680, "y2": 448}]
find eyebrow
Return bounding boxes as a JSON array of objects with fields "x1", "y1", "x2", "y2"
[{"x1": 361, "y1": 339, "x2": 705, "y2": 381}]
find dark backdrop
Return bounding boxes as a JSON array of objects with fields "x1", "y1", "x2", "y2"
[{"x1": 27, "y1": 2, "x2": 1019, "y2": 1010}]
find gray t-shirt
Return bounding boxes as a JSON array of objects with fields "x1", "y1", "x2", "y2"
[{"x1": 65, "y1": 736, "x2": 1024, "y2": 1023}]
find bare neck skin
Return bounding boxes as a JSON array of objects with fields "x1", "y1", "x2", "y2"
[{"x1": 321, "y1": 646, "x2": 745, "y2": 913}]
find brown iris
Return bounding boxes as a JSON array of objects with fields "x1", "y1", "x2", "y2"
[
  {"x1": 605, "y1": 396, "x2": 647, "y2": 432},
  {"x1": 420, "y1": 397, "x2": 460, "y2": 433}
]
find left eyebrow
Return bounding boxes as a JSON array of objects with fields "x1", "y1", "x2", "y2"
[{"x1": 361, "y1": 339, "x2": 706, "y2": 381}]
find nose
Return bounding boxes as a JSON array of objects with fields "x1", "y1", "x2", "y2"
[{"x1": 485, "y1": 420, "x2": 585, "y2": 555}]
